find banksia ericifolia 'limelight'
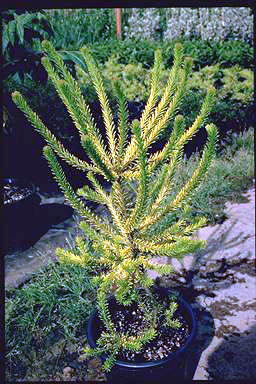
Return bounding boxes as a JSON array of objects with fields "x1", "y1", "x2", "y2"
[{"x1": 12, "y1": 41, "x2": 218, "y2": 371}]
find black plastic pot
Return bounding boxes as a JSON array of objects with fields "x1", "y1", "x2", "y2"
[
  {"x1": 3, "y1": 178, "x2": 41, "y2": 253},
  {"x1": 87, "y1": 288, "x2": 197, "y2": 383},
  {"x1": 3, "y1": 178, "x2": 40, "y2": 209}
]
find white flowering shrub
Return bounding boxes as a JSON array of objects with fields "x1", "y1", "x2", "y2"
[
  {"x1": 124, "y1": 8, "x2": 253, "y2": 43},
  {"x1": 124, "y1": 8, "x2": 160, "y2": 40},
  {"x1": 179, "y1": 8, "x2": 253, "y2": 42}
]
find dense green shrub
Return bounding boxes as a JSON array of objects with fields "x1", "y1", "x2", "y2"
[
  {"x1": 83, "y1": 39, "x2": 253, "y2": 70},
  {"x1": 85, "y1": 39, "x2": 158, "y2": 68},
  {"x1": 3, "y1": 10, "x2": 53, "y2": 132},
  {"x1": 182, "y1": 40, "x2": 253, "y2": 69},
  {"x1": 191, "y1": 65, "x2": 253, "y2": 105},
  {"x1": 76, "y1": 55, "x2": 151, "y2": 102},
  {"x1": 3, "y1": 10, "x2": 53, "y2": 83},
  {"x1": 76, "y1": 57, "x2": 253, "y2": 108},
  {"x1": 183, "y1": 64, "x2": 253, "y2": 129}
]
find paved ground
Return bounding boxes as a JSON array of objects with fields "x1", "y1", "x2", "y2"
[
  {"x1": 4, "y1": 193, "x2": 79, "y2": 289},
  {"x1": 5, "y1": 186, "x2": 255, "y2": 380},
  {"x1": 161, "y1": 186, "x2": 255, "y2": 380}
]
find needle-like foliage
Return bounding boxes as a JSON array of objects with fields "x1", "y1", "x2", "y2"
[{"x1": 12, "y1": 41, "x2": 218, "y2": 372}]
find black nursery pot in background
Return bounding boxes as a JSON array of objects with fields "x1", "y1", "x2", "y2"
[
  {"x1": 3, "y1": 178, "x2": 41, "y2": 253},
  {"x1": 3, "y1": 178, "x2": 40, "y2": 211},
  {"x1": 87, "y1": 289, "x2": 197, "y2": 383}
]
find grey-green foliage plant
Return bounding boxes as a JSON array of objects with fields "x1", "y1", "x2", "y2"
[{"x1": 12, "y1": 40, "x2": 218, "y2": 372}]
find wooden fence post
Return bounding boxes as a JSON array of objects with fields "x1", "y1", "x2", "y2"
[{"x1": 115, "y1": 8, "x2": 122, "y2": 39}]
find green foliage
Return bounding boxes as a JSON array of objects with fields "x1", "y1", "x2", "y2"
[
  {"x1": 5, "y1": 36, "x2": 252, "y2": 139},
  {"x1": 78, "y1": 39, "x2": 253, "y2": 70},
  {"x1": 181, "y1": 39, "x2": 253, "y2": 70},
  {"x1": 189, "y1": 64, "x2": 253, "y2": 105},
  {"x1": 3, "y1": 10, "x2": 53, "y2": 83},
  {"x1": 212, "y1": 40, "x2": 253, "y2": 68},
  {"x1": 221, "y1": 127, "x2": 254, "y2": 155},
  {"x1": 164, "y1": 302, "x2": 181, "y2": 329},
  {"x1": 221, "y1": 66, "x2": 253, "y2": 105},
  {"x1": 113, "y1": 81, "x2": 129, "y2": 158},
  {"x1": 183, "y1": 64, "x2": 253, "y2": 130},
  {"x1": 84, "y1": 288, "x2": 180, "y2": 372},
  {"x1": 167, "y1": 127, "x2": 254, "y2": 224},
  {"x1": 101, "y1": 57, "x2": 149, "y2": 102},
  {"x1": 4, "y1": 76, "x2": 73, "y2": 139},
  {"x1": 76, "y1": 54, "x2": 150, "y2": 102},
  {"x1": 2, "y1": 10, "x2": 53, "y2": 134},
  {"x1": 5, "y1": 259, "x2": 97, "y2": 379},
  {"x1": 47, "y1": 9, "x2": 116, "y2": 49},
  {"x1": 76, "y1": 56, "x2": 253, "y2": 129},
  {"x1": 12, "y1": 41, "x2": 218, "y2": 372}
]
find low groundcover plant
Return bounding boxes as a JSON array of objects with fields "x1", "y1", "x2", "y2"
[{"x1": 12, "y1": 41, "x2": 218, "y2": 371}]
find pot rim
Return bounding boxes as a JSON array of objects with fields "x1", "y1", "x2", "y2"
[
  {"x1": 3, "y1": 177, "x2": 36, "y2": 204},
  {"x1": 87, "y1": 292, "x2": 197, "y2": 369}
]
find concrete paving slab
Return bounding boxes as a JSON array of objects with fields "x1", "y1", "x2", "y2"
[{"x1": 166, "y1": 186, "x2": 255, "y2": 380}]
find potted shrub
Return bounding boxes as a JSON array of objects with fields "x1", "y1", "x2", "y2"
[{"x1": 12, "y1": 40, "x2": 218, "y2": 381}]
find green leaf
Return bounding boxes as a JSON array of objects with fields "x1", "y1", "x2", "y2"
[
  {"x1": 7, "y1": 20, "x2": 16, "y2": 46},
  {"x1": 58, "y1": 50, "x2": 87, "y2": 71},
  {"x1": 20, "y1": 13, "x2": 35, "y2": 26},
  {"x1": 2, "y1": 25, "x2": 9, "y2": 54},
  {"x1": 16, "y1": 19, "x2": 24, "y2": 45}
]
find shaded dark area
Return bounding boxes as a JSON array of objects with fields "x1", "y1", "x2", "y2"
[
  {"x1": 2, "y1": 91, "x2": 92, "y2": 192},
  {"x1": 181, "y1": 303, "x2": 215, "y2": 380},
  {"x1": 3, "y1": 200, "x2": 73, "y2": 255},
  {"x1": 207, "y1": 324, "x2": 256, "y2": 380},
  {"x1": 2, "y1": 10, "x2": 53, "y2": 87}
]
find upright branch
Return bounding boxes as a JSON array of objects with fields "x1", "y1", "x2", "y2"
[
  {"x1": 112, "y1": 81, "x2": 129, "y2": 162},
  {"x1": 121, "y1": 43, "x2": 185, "y2": 171},
  {"x1": 41, "y1": 41, "x2": 114, "y2": 177},
  {"x1": 80, "y1": 46, "x2": 118, "y2": 166}
]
